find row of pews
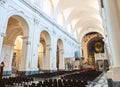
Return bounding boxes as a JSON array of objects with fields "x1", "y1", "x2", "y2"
[{"x1": 0, "y1": 70, "x2": 102, "y2": 87}]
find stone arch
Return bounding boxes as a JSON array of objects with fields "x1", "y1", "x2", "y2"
[
  {"x1": 2, "y1": 11, "x2": 30, "y2": 34},
  {"x1": 1, "y1": 15, "x2": 29, "y2": 74},
  {"x1": 40, "y1": 30, "x2": 51, "y2": 45},
  {"x1": 79, "y1": 27, "x2": 105, "y2": 43},
  {"x1": 56, "y1": 39, "x2": 64, "y2": 70},
  {"x1": 38, "y1": 30, "x2": 51, "y2": 71},
  {"x1": 81, "y1": 32, "x2": 104, "y2": 69}
]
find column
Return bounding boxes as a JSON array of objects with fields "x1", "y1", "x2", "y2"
[
  {"x1": 29, "y1": 38, "x2": 39, "y2": 73},
  {"x1": 59, "y1": 49, "x2": 65, "y2": 70},
  {"x1": 29, "y1": 19, "x2": 39, "y2": 72},
  {"x1": 0, "y1": 32, "x2": 5, "y2": 61},
  {"x1": 83, "y1": 45, "x2": 88, "y2": 62},
  {"x1": 104, "y1": 39, "x2": 113, "y2": 66},
  {"x1": 103, "y1": 0, "x2": 120, "y2": 81},
  {"x1": 51, "y1": 38, "x2": 57, "y2": 71},
  {"x1": 5, "y1": 45, "x2": 14, "y2": 72},
  {"x1": 79, "y1": 43, "x2": 82, "y2": 57},
  {"x1": 44, "y1": 44, "x2": 51, "y2": 70},
  {"x1": 19, "y1": 36, "x2": 30, "y2": 71}
]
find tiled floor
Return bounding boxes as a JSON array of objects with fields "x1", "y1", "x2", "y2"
[{"x1": 88, "y1": 72, "x2": 108, "y2": 87}]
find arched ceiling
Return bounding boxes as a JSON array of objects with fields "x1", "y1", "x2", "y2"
[
  {"x1": 3, "y1": 17, "x2": 23, "y2": 45},
  {"x1": 28, "y1": 0, "x2": 104, "y2": 40},
  {"x1": 55, "y1": 0, "x2": 103, "y2": 33}
]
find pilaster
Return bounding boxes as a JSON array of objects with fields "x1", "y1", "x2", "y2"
[
  {"x1": 103, "y1": 0, "x2": 120, "y2": 85},
  {"x1": 19, "y1": 36, "x2": 30, "y2": 71},
  {"x1": 44, "y1": 44, "x2": 51, "y2": 70},
  {"x1": 0, "y1": 32, "x2": 6, "y2": 61},
  {"x1": 59, "y1": 49, "x2": 65, "y2": 70}
]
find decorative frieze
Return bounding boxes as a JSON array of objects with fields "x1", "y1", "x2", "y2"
[{"x1": 33, "y1": 18, "x2": 39, "y2": 25}]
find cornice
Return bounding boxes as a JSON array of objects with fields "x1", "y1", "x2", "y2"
[{"x1": 18, "y1": 0, "x2": 79, "y2": 44}]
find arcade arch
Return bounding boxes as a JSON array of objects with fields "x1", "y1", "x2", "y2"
[
  {"x1": 38, "y1": 30, "x2": 51, "y2": 71},
  {"x1": 81, "y1": 32, "x2": 105, "y2": 69},
  {"x1": 56, "y1": 39, "x2": 64, "y2": 70},
  {"x1": 1, "y1": 15, "x2": 29, "y2": 73}
]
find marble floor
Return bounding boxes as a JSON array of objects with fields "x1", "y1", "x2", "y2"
[{"x1": 88, "y1": 72, "x2": 108, "y2": 87}]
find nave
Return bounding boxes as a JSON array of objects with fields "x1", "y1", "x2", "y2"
[
  {"x1": 1, "y1": 0, "x2": 120, "y2": 87},
  {"x1": 0, "y1": 70, "x2": 103, "y2": 87}
]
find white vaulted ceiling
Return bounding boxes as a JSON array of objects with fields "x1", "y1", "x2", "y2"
[{"x1": 29, "y1": 0, "x2": 104, "y2": 40}]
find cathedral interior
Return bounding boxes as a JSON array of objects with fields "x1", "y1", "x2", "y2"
[{"x1": 0, "y1": 0, "x2": 120, "y2": 87}]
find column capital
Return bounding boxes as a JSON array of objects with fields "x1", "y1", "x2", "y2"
[
  {"x1": 46, "y1": 44, "x2": 52, "y2": 50},
  {"x1": 26, "y1": 41, "x2": 31, "y2": 45},
  {"x1": 59, "y1": 49, "x2": 63, "y2": 51},
  {"x1": 33, "y1": 18, "x2": 39, "y2": 25},
  {"x1": 21, "y1": 36, "x2": 29, "y2": 39},
  {"x1": 46, "y1": 44, "x2": 51, "y2": 47},
  {"x1": 61, "y1": 51, "x2": 64, "y2": 54},
  {"x1": 59, "y1": 49, "x2": 64, "y2": 54},
  {"x1": 21, "y1": 36, "x2": 31, "y2": 45}
]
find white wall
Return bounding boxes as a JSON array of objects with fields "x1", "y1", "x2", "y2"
[
  {"x1": 1, "y1": 45, "x2": 14, "y2": 71},
  {"x1": 0, "y1": 0, "x2": 79, "y2": 72}
]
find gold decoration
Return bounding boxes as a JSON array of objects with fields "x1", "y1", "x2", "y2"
[{"x1": 94, "y1": 42, "x2": 103, "y2": 52}]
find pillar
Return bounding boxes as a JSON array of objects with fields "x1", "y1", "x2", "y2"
[
  {"x1": 19, "y1": 36, "x2": 30, "y2": 71},
  {"x1": 104, "y1": 39, "x2": 113, "y2": 66},
  {"x1": 44, "y1": 44, "x2": 51, "y2": 71},
  {"x1": 2, "y1": 44, "x2": 14, "y2": 75},
  {"x1": 59, "y1": 49, "x2": 65, "y2": 70},
  {"x1": 79, "y1": 43, "x2": 82, "y2": 57},
  {"x1": 29, "y1": 18, "x2": 39, "y2": 73},
  {"x1": 103, "y1": 0, "x2": 120, "y2": 82},
  {"x1": 0, "y1": 32, "x2": 5, "y2": 61},
  {"x1": 83, "y1": 44, "x2": 88, "y2": 62},
  {"x1": 50, "y1": 37, "x2": 57, "y2": 71}
]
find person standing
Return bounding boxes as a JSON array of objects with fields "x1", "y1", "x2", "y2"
[{"x1": 0, "y1": 61, "x2": 5, "y2": 79}]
